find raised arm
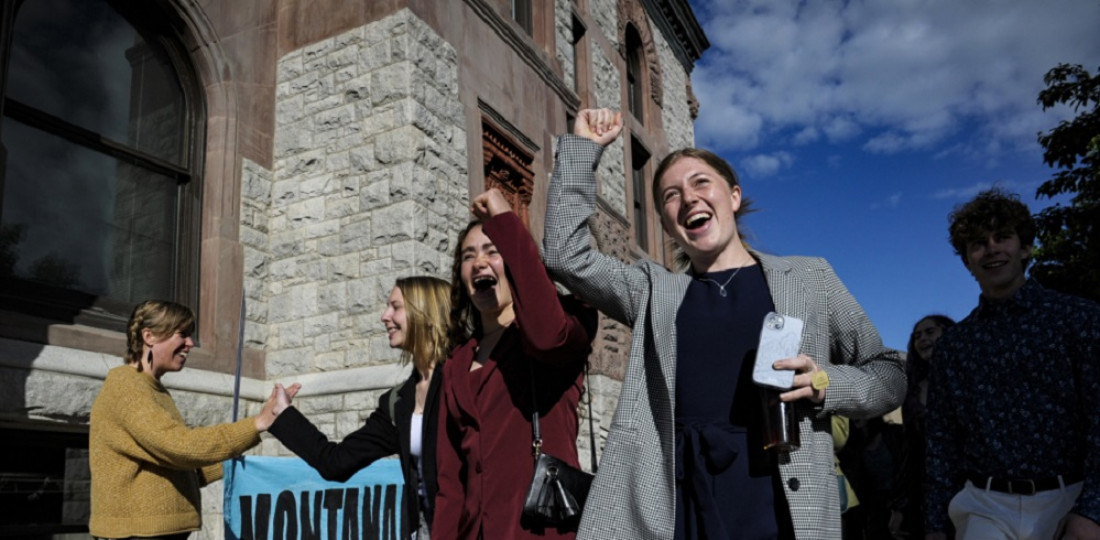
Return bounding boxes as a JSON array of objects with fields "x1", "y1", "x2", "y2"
[
  {"x1": 476, "y1": 206, "x2": 596, "y2": 366},
  {"x1": 542, "y1": 109, "x2": 648, "y2": 326}
]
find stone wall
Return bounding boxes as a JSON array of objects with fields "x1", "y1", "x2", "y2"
[
  {"x1": 248, "y1": 9, "x2": 469, "y2": 382},
  {"x1": 554, "y1": 0, "x2": 576, "y2": 93},
  {"x1": 591, "y1": 42, "x2": 627, "y2": 219},
  {"x1": 655, "y1": 27, "x2": 696, "y2": 150},
  {"x1": 590, "y1": 0, "x2": 619, "y2": 49}
]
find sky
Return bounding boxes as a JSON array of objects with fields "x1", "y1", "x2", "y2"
[{"x1": 685, "y1": 0, "x2": 1100, "y2": 351}]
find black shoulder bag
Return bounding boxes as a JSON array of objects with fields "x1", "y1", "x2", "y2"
[{"x1": 522, "y1": 364, "x2": 597, "y2": 525}]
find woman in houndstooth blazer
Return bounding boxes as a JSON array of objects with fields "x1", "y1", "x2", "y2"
[{"x1": 542, "y1": 109, "x2": 906, "y2": 540}]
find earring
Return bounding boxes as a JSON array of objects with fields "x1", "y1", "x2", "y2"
[{"x1": 146, "y1": 349, "x2": 153, "y2": 369}]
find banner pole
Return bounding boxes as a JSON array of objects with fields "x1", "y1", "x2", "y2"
[{"x1": 232, "y1": 295, "x2": 245, "y2": 421}]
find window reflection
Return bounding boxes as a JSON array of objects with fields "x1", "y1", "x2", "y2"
[
  {"x1": 1, "y1": 0, "x2": 194, "y2": 317},
  {"x1": 7, "y1": 0, "x2": 185, "y2": 165},
  {"x1": 1, "y1": 121, "x2": 175, "y2": 302}
]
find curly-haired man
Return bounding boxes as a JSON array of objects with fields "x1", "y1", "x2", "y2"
[{"x1": 924, "y1": 188, "x2": 1100, "y2": 540}]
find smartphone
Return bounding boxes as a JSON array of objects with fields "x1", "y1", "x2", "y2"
[{"x1": 752, "y1": 312, "x2": 803, "y2": 390}]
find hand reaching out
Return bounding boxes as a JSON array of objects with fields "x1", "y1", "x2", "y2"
[
  {"x1": 574, "y1": 108, "x2": 623, "y2": 147},
  {"x1": 254, "y1": 382, "x2": 302, "y2": 432}
]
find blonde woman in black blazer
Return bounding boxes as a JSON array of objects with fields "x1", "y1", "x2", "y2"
[
  {"x1": 269, "y1": 276, "x2": 453, "y2": 539},
  {"x1": 543, "y1": 109, "x2": 906, "y2": 539}
]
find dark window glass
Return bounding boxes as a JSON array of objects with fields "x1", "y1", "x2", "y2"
[
  {"x1": 0, "y1": 428, "x2": 90, "y2": 536},
  {"x1": 1, "y1": 0, "x2": 197, "y2": 325},
  {"x1": 632, "y1": 138, "x2": 650, "y2": 250},
  {"x1": 626, "y1": 26, "x2": 644, "y2": 124},
  {"x1": 571, "y1": 16, "x2": 585, "y2": 93},
  {"x1": 511, "y1": 0, "x2": 532, "y2": 35},
  {"x1": 3, "y1": 121, "x2": 177, "y2": 300},
  {"x1": 7, "y1": 0, "x2": 186, "y2": 165}
]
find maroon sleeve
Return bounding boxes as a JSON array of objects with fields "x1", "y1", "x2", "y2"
[{"x1": 481, "y1": 212, "x2": 597, "y2": 366}]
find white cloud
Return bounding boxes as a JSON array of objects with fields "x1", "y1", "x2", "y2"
[
  {"x1": 932, "y1": 181, "x2": 1039, "y2": 202},
  {"x1": 792, "y1": 127, "x2": 819, "y2": 145},
  {"x1": 740, "y1": 151, "x2": 794, "y2": 178},
  {"x1": 690, "y1": 0, "x2": 1100, "y2": 159}
]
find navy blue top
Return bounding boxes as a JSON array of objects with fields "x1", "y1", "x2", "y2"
[
  {"x1": 674, "y1": 265, "x2": 794, "y2": 539},
  {"x1": 925, "y1": 279, "x2": 1100, "y2": 532}
]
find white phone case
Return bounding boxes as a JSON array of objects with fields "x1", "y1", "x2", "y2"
[{"x1": 752, "y1": 312, "x2": 803, "y2": 390}]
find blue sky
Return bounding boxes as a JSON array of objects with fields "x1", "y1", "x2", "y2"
[{"x1": 686, "y1": 0, "x2": 1100, "y2": 350}]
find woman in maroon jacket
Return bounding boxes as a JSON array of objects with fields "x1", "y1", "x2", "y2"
[{"x1": 432, "y1": 189, "x2": 597, "y2": 539}]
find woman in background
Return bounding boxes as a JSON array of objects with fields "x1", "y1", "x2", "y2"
[
  {"x1": 894, "y1": 314, "x2": 956, "y2": 539},
  {"x1": 432, "y1": 188, "x2": 597, "y2": 540},
  {"x1": 269, "y1": 276, "x2": 453, "y2": 539},
  {"x1": 90, "y1": 300, "x2": 286, "y2": 540}
]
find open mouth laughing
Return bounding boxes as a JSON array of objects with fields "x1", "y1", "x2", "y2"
[
  {"x1": 683, "y1": 211, "x2": 712, "y2": 231},
  {"x1": 472, "y1": 275, "x2": 498, "y2": 292}
]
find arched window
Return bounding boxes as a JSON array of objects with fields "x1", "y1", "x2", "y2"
[
  {"x1": 625, "y1": 24, "x2": 645, "y2": 125},
  {"x1": 1, "y1": 0, "x2": 202, "y2": 330}
]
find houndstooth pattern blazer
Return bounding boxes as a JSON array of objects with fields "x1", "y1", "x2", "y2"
[{"x1": 543, "y1": 135, "x2": 906, "y2": 540}]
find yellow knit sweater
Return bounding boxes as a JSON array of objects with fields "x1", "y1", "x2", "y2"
[{"x1": 89, "y1": 365, "x2": 261, "y2": 538}]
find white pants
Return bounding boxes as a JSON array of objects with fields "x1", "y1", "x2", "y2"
[{"x1": 949, "y1": 479, "x2": 1082, "y2": 540}]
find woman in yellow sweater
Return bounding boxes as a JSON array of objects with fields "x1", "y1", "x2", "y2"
[{"x1": 89, "y1": 300, "x2": 292, "y2": 539}]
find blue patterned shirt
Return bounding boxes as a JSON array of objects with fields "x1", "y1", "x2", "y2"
[{"x1": 924, "y1": 280, "x2": 1100, "y2": 532}]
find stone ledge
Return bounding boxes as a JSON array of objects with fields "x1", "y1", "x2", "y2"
[{"x1": 0, "y1": 337, "x2": 410, "y2": 401}]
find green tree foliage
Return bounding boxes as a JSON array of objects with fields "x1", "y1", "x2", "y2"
[{"x1": 1031, "y1": 64, "x2": 1100, "y2": 302}]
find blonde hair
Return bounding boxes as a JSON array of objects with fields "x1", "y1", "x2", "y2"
[
  {"x1": 394, "y1": 276, "x2": 453, "y2": 373},
  {"x1": 125, "y1": 300, "x2": 195, "y2": 369}
]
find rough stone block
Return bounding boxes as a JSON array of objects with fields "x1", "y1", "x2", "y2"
[
  {"x1": 325, "y1": 195, "x2": 359, "y2": 219},
  {"x1": 266, "y1": 346, "x2": 313, "y2": 377},
  {"x1": 304, "y1": 313, "x2": 339, "y2": 339},
  {"x1": 319, "y1": 281, "x2": 348, "y2": 313},
  {"x1": 375, "y1": 125, "x2": 430, "y2": 165},
  {"x1": 371, "y1": 199, "x2": 426, "y2": 244},
  {"x1": 340, "y1": 217, "x2": 372, "y2": 254},
  {"x1": 371, "y1": 62, "x2": 413, "y2": 107},
  {"x1": 276, "y1": 93, "x2": 306, "y2": 125},
  {"x1": 274, "y1": 120, "x2": 313, "y2": 157},
  {"x1": 298, "y1": 394, "x2": 345, "y2": 414},
  {"x1": 269, "y1": 283, "x2": 319, "y2": 323},
  {"x1": 313, "y1": 351, "x2": 346, "y2": 371},
  {"x1": 272, "y1": 321, "x2": 305, "y2": 348},
  {"x1": 390, "y1": 239, "x2": 441, "y2": 274}
]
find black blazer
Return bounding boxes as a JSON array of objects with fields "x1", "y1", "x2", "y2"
[{"x1": 269, "y1": 368, "x2": 443, "y2": 537}]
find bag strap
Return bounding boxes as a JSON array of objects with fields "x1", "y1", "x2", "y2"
[
  {"x1": 584, "y1": 362, "x2": 597, "y2": 474},
  {"x1": 528, "y1": 362, "x2": 597, "y2": 472},
  {"x1": 529, "y1": 367, "x2": 543, "y2": 458}
]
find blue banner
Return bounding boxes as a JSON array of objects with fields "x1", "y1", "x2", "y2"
[{"x1": 223, "y1": 456, "x2": 405, "y2": 540}]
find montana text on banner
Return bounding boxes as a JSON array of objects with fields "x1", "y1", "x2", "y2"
[{"x1": 223, "y1": 456, "x2": 404, "y2": 540}]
